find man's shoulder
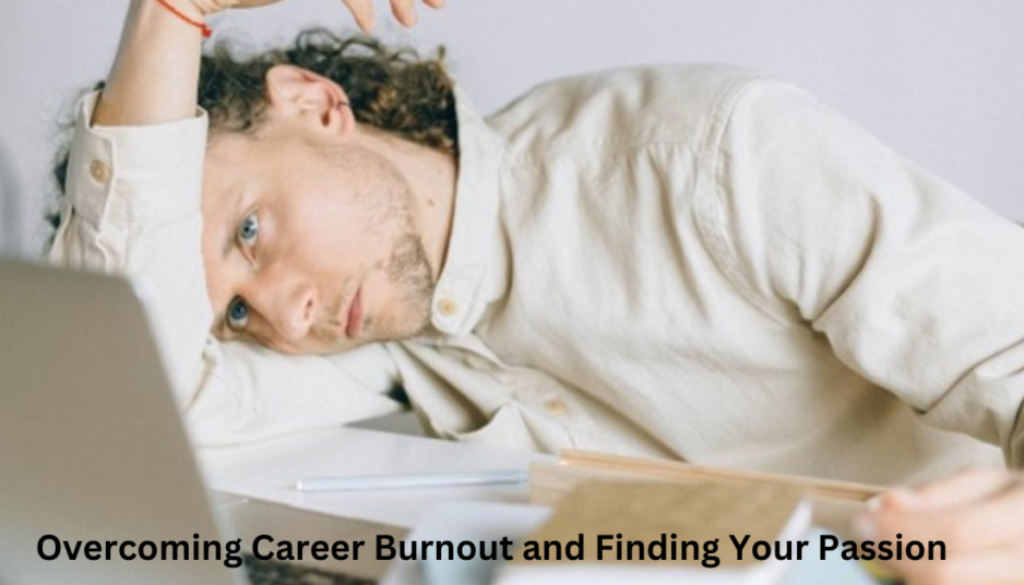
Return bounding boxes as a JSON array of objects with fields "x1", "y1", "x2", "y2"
[
  {"x1": 540, "y1": 63, "x2": 766, "y2": 96},
  {"x1": 486, "y1": 64, "x2": 776, "y2": 157}
]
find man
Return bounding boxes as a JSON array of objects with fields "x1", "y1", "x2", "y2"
[{"x1": 51, "y1": 0, "x2": 1024, "y2": 582}]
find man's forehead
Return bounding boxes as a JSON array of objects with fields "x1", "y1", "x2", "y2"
[
  {"x1": 202, "y1": 138, "x2": 261, "y2": 207},
  {"x1": 205, "y1": 132, "x2": 255, "y2": 166}
]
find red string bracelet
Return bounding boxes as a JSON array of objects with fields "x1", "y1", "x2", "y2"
[{"x1": 153, "y1": 0, "x2": 213, "y2": 38}]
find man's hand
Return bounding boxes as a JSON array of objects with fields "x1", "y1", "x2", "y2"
[
  {"x1": 858, "y1": 468, "x2": 1024, "y2": 584},
  {"x1": 187, "y1": 0, "x2": 446, "y2": 31}
]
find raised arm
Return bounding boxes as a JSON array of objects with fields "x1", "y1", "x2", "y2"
[
  {"x1": 95, "y1": 0, "x2": 445, "y2": 126},
  {"x1": 92, "y1": 0, "x2": 204, "y2": 127}
]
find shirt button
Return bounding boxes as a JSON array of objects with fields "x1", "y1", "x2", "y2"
[
  {"x1": 437, "y1": 298, "x2": 458, "y2": 317},
  {"x1": 544, "y1": 398, "x2": 569, "y2": 416},
  {"x1": 89, "y1": 160, "x2": 111, "y2": 184}
]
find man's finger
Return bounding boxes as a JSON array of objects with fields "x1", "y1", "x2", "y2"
[
  {"x1": 880, "y1": 467, "x2": 1010, "y2": 512},
  {"x1": 870, "y1": 479, "x2": 1024, "y2": 554},
  {"x1": 390, "y1": 0, "x2": 417, "y2": 26},
  {"x1": 340, "y1": 0, "x2": 376, "y2": 31},
  {"x1": 420, "y1": 0, "x2": 445, "y2": 9}
]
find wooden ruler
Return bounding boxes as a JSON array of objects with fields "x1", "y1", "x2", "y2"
[{"x1": 530, "y1": 450, "x2": 884, "y2": 530}]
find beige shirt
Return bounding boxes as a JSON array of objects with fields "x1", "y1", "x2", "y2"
[{"x1": 53, "y1": 65, "x2": 1024, "y2": 485}]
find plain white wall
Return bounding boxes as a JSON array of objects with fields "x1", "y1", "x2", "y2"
[{"x1": 2, "y1": 0, "x2": 1023, "y2": 255}]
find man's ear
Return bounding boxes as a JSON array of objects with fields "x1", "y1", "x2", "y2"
[{"x1": 264, "y1": 64, "x2": 354, "y2": 137}]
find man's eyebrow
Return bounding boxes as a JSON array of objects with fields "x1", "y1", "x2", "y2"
[
  {"x1": 221, "y1": 220, "x2": 236, "y2": 262},
  {"x1": 216, "y1": 218, "x2": 237, "y2": 330},
  {"x1": 221, "y1": 186, "x2": 248, "y2": 262},
  {"x1": 216, "y1": 188, "x2": 248, "y2": 331}
]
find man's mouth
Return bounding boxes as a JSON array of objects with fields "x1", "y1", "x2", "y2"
[{"x1": 345, "y1": 287, "x2": 363, "y2": 339}]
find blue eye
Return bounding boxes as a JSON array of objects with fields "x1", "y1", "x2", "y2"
[
  {"x1": 238, "y1": 213, "x2": 259, "y2": 248},
  {"x1": 227, "y1": 297, "x2": 250, "y2": 330}
]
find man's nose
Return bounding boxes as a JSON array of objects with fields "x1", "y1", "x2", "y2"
[{"x1": 249, "y1": 270, "x2": 318, "y2": 341}]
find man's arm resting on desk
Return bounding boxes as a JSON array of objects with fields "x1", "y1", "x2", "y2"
[{"x1": 708, "y1": 79, "x2": 1024, "y2": 584}]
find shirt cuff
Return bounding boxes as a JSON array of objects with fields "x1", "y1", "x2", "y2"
[{"x1": 67, "y1": 90, "x2": 209, "y2": 228}]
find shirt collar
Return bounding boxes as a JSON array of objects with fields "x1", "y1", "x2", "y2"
[{"x1": 427, "y1": 86, "x2": 508, "y2": 337}]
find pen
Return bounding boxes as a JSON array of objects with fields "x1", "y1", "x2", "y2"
[{"x1": 296, "y1": 469, "x2": 529, "y2": 492}]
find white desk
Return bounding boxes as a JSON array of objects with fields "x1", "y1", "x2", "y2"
[
  {"x1": 199, "y1": 424, "x2": 551, "y2": 529},
  {"x1": 197, "y1": 424, "x2": 876, "y2": 585}
]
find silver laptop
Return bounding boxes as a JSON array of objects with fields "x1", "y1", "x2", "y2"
[{"x1": 0, "y1": 259, "x2": 375, "y2": 585}]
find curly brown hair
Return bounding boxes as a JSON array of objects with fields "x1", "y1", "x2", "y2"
[{"x1": 48, "y1": 29, "x2": 458, "y2": 237}]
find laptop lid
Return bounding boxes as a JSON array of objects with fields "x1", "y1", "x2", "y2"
[{"x1": 0, "y1": 259, "x2": 243, "y2": 585}]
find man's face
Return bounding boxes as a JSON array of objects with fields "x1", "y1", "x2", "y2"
[{"x1": 200, "y1": 113, "x2": 436, "y2": 355}]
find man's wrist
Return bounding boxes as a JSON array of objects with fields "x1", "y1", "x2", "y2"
[
  {"x1": 134, "y1": 0, "x2": 206, "y2": 27},
  {"x1": 180, "y1": 0, "x2": 225, "y2": 18},
  {"x1": 140, "y1": 0, "x2": 212, "y2": 38},
  {"x1": 134, "y1": 0, "x2": 204, "y2": 19},
  {"x1": 167, "y1": 0, "x2": 208, "y2": 19}
]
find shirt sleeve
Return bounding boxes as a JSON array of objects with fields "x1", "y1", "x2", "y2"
[
  {"x1": 700, "y1": 79, "x2": 1024, "y2": 469},
  {"x1": 50, "y1": 91, "x2": 402, "y2": 446}
]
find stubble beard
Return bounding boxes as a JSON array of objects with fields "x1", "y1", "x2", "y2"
[
  {"x1": 317, "y1": 225, "x2": 435, "y2": 353},
  {"x1": 317, "y1": 140, "x2": 438, "y2": 345},
  {"x1": 384, "y1": 231, "x2": 436, "y2": 340}
]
